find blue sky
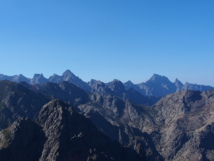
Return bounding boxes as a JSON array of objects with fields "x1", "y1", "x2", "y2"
[{"x1": 0, "y1": 0, "x2": 214, "y2": 85}]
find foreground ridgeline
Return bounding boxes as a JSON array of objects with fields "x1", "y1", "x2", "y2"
[
  {"x1": 0, "y1": 100, "x2": 142, "y2": 161},
  {"x1": 0, "y1": 75, "x2": 214, "y2": 160}
]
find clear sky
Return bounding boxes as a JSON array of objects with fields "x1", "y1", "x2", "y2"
[{"x1": 0, "y1": 0, "x2": 214, "y2": 85}]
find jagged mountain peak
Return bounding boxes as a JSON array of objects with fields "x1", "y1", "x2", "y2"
[
  {"x1": 109, "y1": 79, "x2": 124, "y2": 87},
  {"x1": 52, "y1": 73, "x2": 59, "y2": 77},
  {"x1": 0, "y1": 71, "x2": 213, "y2": 97},
  {"x1": 137, "y1": 74, "x2": 176, "y2": 97},
  {"x1": 174, "y1": 78, "x2": 184, "y2": 91},
  {"x1": 48, "y1": 70, "x2": 91, "y2": 91},
  {"x1": 12, "y1": 74, "x2": 29, "y2": 83},
  {"x1": 148, "y1": 74, "x2": 171, "y2": 83},
  {"x1": 108, "y1": 79, "x2": 125, "y2": 90},
  {"x1": 43, "y1": 99, "x2": 70, "y2": 109},
  {"x1": 111, "y1": 79, "x2": 121, "y2": 82},
  {"x1": 0, "y1": 79, "x2": 214, "y2": 160},
  {"x1": 175, "y1": 78, "x2": 182, "y2": 84},
  {"x1": 48, "y1": 74, "x2": 60, "y2": 80},
  {"x1": 62, "y1": 69, "x2": 74, "y2": 77},
  {"x1": 89, "y1": 79, "x2": 102, "y2": 83},
  {"x1": 33, "y1": 73, "x2": 44, "y2": 78},
  {"x1": 62, "y1": 70, "x2": 77, "y2": 81},
  {"x1": 37, "y1": 100, "x2": 143, "y2": 161},
  {"x1": 89, "y1": 79, "x2": 105, "y2": 86},
  {"x1": 125, "y1": 80, "x2": 134, "y2": 85},
  {"x1": 31, "y1": 73, "x2": 48, "y2": 84}
]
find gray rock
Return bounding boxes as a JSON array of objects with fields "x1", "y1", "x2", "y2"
[{"x1": 31, "y1": 74, "x2": 48, "y2": 84}]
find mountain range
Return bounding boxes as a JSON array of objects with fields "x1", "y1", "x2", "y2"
[
  {"x1": 0, "y1": 70, "x2": 212, "y2": 102},
  {"x1": 0, "y1": 71, "x2": 214, "y2": 160}
]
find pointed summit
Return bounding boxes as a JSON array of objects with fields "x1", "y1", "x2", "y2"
[
  {"x1": 124, "y1": 80, "x2": 141, "y2": 92},
  {"x1": 31, "y1": 74, "x2": 48, "y2": 84},
  {"x1": 62, "y1": 70, "x2": 76, "y2": 81},
  {"x1": 125, "y1": 80, "x2": 134, "y2": 84},
  {"x1": 174, "y1": 78, "x2": 183, "y2": 85},
  {"x1": 48, "y1": 70, "x2": 91, "y2": 91},
  {"x1": 149, "y1": 74, "x2": 170, "y2": 82},
  {"x1": 124, "y1": 80, "x2": 134, "y2": 88},
  {"x1": 174, "y1": 78, "x2": 183, "y2": 91},
  {"x1": 62, "y1": 70, "x2": 73, "y2": 77},
  {"x1": 33, "y1": 73, "x2": 45, "y2": 79},
  {"x1": 12, "y1": 74, "x2": 30, "y2": 83},
  {"x1": 139, "y1": 74, "x2": 176, "y2": 96},
  {"x1": 108, "y1": 79, "x2": 125, "y2": 94}
]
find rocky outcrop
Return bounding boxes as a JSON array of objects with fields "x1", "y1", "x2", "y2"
[
  {"x1": 0, "y1": 80, "x2": 48, "y2": 130},
  {"x1": 38, "y1": 99, "x2": 144, "y2": 161},
  {"x1": 77, "y1": 89, "x2": 214, "y2": 161},
  {"x1": 78, "y1": 93, "x2": 163, "y2": 160},
  {"x1": 0, "y1": 118, "x2": 45, "y2": 161},
  {"x1": 31, "y1": 74, "x2": 48, "y2": 84},
  {"x1": 1, "y1": 79, "x2": 214, "y2": 160},
  {"x1": 146, "y1": 89, "x2": 214, "y2": 160},
  {"x1": 0, "y1": 100, "x2": 144, "y2": 161}
]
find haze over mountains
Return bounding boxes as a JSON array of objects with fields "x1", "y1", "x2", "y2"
[
  {"x1": 0, "y1": 70, "x2": 212, "y2": 98},
  {"x1": 0, "y1": 70, "x2": 214, "y2": 161}
]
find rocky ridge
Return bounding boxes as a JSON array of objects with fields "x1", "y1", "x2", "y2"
[
  {"x1": 89, "y1": 79, "x2": 159, "y2": 106},
  {"x1": 0, "y1": 80, "x2": 214, "y2": 160},
  {"x1": 0, "y1": 99, "x2": 143, "y2": 161}
]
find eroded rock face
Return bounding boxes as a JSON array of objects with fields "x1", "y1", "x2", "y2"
[
  {"x1": 0, "y1": 81, "x2": 48, "y2": 129},
  {"x1": 147, "y1": 89, "x2": 214, "y2": 161},
  {"x1": 38, "y1": 99, "x2": 143, "y2": 161},
  {"x1": 0, "y1": 100, "x2": 144, "y2": 161},
  {"x1": 78, "y1": 94, "x2": 164, "y2": 160},
  {"x1": 77, "y1": 89, "x2": 214, "y2": 161},
  {"x1": 1, "y1": 79, "x2": 214, "y2": 161},
  {"x1": 0, "y1": 118, "x2": 45, "y2": 161}
]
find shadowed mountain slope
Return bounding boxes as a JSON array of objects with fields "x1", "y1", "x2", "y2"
[
  {"x1": 0, "y1": 100, "x2": 144, "y2": 161},
  {"x1": 0, "y1": 80, "x2": 214, "y2": 160},
  {"x1": 76, "y1": 89, "x2": 214, "y2": 161}
]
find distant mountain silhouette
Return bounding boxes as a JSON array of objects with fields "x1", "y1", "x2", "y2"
[
  {"x1": 31, "y1": 74, "x2": 48, "y2": 84},
  {"x1": 124, "y1": 74, "x2": 213, "y2": 97},
  {"x1": 0, "y1": 70, "x2": 91, "y2": 92},
  {"x1": 89, "y1": 79, "x2": 159, "y2": 106},
  {"x1": 0, "y1": 71, "x2": 213, "y2": 98},
  {"x1": 49, "y1": 70, "x2": 91, "y2": 91}
]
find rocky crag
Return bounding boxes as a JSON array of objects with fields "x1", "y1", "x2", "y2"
[
  {"x1": 0, "y1": 80, "x2": 214, "y2": 160},
  {"x1": 0, "y1": 99, "x2": 143, "y2": 161}
]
